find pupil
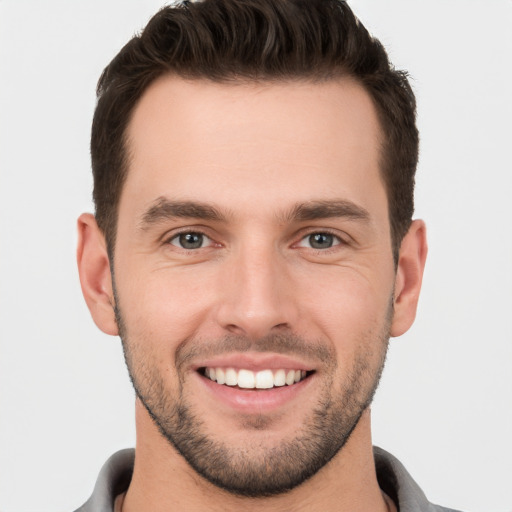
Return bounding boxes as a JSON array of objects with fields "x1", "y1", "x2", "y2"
[
  {"x1": 180, "y1": 232, "x2": 203, "y2": 249},
  {"x1": 310, "y1": 233, "x2": 333, "y2": 249}
]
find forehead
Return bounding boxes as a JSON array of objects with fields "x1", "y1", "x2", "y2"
[{"x1": 121, "y1": 76, "x2": 385, "y2": 220}]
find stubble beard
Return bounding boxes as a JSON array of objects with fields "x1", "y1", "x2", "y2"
[{"x1": 115, "y1": 296, "x2": 392, "y2": 498}]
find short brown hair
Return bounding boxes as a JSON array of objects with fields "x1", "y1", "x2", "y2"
[{"x1": 91, "y1": 0, "x2": 418, "y2": 259}]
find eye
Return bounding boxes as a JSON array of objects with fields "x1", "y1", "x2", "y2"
[
  {"x1": 297, "y1": 232, "x2": 342, "y2": 250},
  {"x1": 169, "y1": 232, "x2": 213, "y2": 250}
]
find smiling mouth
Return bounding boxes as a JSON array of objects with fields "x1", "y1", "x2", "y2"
[{"x1": 200, "y1": 367, "x2": 313, "y2": 390}]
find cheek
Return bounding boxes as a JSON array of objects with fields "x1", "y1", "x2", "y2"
[
  {"x1": 295, "y1": 266, "x2": 393, "y2": 348},
  {"x1": 115, "y1": 265, "x2": 216, "y2": 349}
]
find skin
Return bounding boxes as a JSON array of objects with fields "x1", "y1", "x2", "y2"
[{"x1": 77, "y1": 76, "x2": 427, "y2": 512}]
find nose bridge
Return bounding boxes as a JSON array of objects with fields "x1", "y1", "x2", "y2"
[{"x1": 217, "y1": 238, "x2": 295, "y2": 338}]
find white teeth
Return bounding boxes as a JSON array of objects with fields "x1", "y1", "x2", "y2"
[
  {"x1": 225, "y1": 368, "x2": 238, "y2": 386},
  {"x1": 255, "y1": 370, "x2": 274, "y2": 389},
  {"x1": 238, "y1": 369, "x2": 256, "y2": 389},
  {"x1": 216, "y1": 368, "x2": 226, "y2": 385},
  {"x1": 204, "y1": 367, "x2": 309, "y2": 388},
  {"x1": 273, "y1": 369, "x2": 286, "y2": 387}
]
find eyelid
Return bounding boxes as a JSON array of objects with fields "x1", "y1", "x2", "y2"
[
  {"x1": 160, "y1": 226, "x2": 350, "y2": 251},
  {"x1": 293, "y1": 228, "x2": 350, "y2": 249},
  {"x1": 296, "y1": 233, "x2": 340, "y2": 248},
  {"x1": 162, "y1": 226, "x2": 219, "y2": 249},
  {"x1": 170, "y1": 233, "x2": 213, "y2": 249}
]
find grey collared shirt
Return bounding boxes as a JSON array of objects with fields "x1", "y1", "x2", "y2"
[{"x1": 74, "y1": 446, "x2": 464, "y2": 512}]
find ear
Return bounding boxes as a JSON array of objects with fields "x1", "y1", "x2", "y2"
[
  {"x1": 390, "y1": 220, "x2": 428, "y2": 337},
  {"x1": 76, "y1": 213, "x2": 119, "y2": 336}
]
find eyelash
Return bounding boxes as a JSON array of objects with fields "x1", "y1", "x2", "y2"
[
  {"x1": 164, "y1": 228, "x2": 347, "y2": 252},
  {"x1": 294, "y1": 230, "x2": 345, "y2": 251},
  {"x1": 166, "y1": 230, "x2": 216, "y2": 250}
]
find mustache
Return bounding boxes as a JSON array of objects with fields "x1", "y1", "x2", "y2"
[{"x1": 175, "y1": 332, "x2": 336, "y2": 372}]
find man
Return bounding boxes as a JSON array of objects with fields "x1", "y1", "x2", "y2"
[{"x1": 75, "y1": 0, "x2": 458, "y2": 510}]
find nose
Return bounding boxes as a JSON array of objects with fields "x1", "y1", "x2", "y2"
[{"x1": 215, "y1": 245, "x2": 298, "y2": 339}]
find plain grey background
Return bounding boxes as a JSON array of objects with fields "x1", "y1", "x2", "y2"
[{"x1": 0, "y1": 1, "x2": 511, "y2": 511}]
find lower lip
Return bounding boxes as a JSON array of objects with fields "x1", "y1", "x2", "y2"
[{"x1": 197, "y1": 372, "x2": 314, "y2": 413}]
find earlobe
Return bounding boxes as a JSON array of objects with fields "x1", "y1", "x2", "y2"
[
  {"x1": 76, "y1": 213, "x2": 119, "y2": 336},
  {"x1": 390, "y1": 220, "x2": 428, "y2": 337}
]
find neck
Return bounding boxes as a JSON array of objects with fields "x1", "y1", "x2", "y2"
[{"x1": 121, "y1": 403, "x2": 391, "y2": 512}]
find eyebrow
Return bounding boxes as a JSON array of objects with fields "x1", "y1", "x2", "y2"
[
  {"x1": 139, "y1": 197, "x2": 370, "y2": 231},
  {"x1": 139, "y1": 197, "x2": 227, "y2": 229},
  {"x1": 283, "y1": 200, "x2": 371, "y2": 223}
]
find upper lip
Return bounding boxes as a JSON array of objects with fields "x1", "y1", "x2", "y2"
[{"x1": 193, "y1": 353, "x2": 315, "y2": 372}]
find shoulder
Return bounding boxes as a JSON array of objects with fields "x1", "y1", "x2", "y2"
[
  {"x1": 74, "y1": 449, "x2": 134, "y2": 512},
  {"x1": 373, "y1": 446, "x2": 465, "y2": 512}
]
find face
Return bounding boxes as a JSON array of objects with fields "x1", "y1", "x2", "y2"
[{"x1": 111, "y1": 77, "x2": 398, "y2": 496}]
